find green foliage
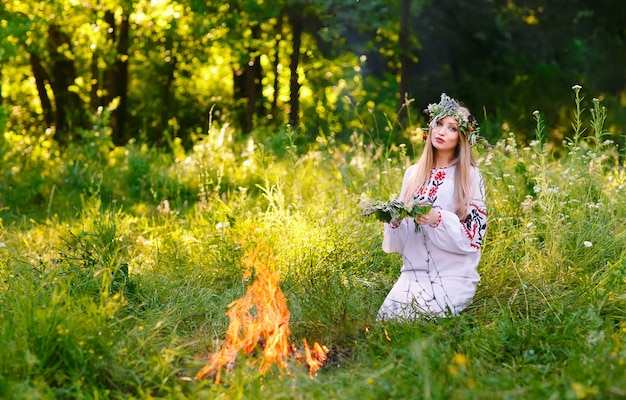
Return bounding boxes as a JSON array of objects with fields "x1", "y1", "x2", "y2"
[
  {"x1": 3, "y1": 0, "x2": 626, "y2": 151},
  {"x1": 1, "y1": 88, "x2": 626, "y2": 397}
]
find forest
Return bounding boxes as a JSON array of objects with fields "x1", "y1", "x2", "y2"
[
  {"x1": 1, "y1": 1, "x2": 626, "y2": 399},
  {"x1": 1, "y1": 0, "x2": 625, "y2": 150}
]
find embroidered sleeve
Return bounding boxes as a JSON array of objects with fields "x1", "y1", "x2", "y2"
[
  {"x1": 423, "y1": 169, "x2": 487, "y2": 254},
  {"x1": 429, "y1": 209, "x2": 442, "y2": 228},
  {"x1": 463, "y1": 175, "x2": 487, "y2": 249},
  {"x1": 380, "y1": 166, "x2": 416, "y2": 254}
]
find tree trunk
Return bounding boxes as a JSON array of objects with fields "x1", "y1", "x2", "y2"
[
  {"x1": 90, "y1": 50, "x2": 102, "y2": 109},
  {"x1": 28, "y1": 52, "x2": 54, "y2": 126},
  {"x1": 232, "y1": 25, "x2": 265, "y2": 133},
  {"x1": 47, "y1": 23, "x2": 87, "y2": 145},
  {"x1": 159, "y1": 54, "x2": 177, "y2": 143},
  {"x1": 272, "y1": 14, "x2": 284, "y2": 122},
  {"x1": 243, "y1": 57, "x2": 258, "y2": 132},
  {"x1": 104, "y1": 10, "x2": 130, "y2": 145},
  {"x1": 397, "y1": 0, "x2": 411, "y2": 122},
  {"x1": 244, "y1": 55, "x2": 265, "y2": 132},
  {"x1": 247, "y1": 25, "x2": 265, "y2": 132},
  {"x1": 288, "y1": 12, "x2": 303, "y2": 128},
  {"x1": 233, "y1": 68, "x2": 247, "y2": 129}
]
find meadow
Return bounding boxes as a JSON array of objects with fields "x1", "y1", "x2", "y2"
[{"x1": 1, "y1": 89, "x2": 626, "y2": 399}]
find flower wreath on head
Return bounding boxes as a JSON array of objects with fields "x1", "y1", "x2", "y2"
[{"x1": 423, "y1": 93, "x2": 480, "y2": 146}]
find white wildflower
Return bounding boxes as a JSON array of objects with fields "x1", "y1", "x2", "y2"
[
  {"x1": 216, "y1": 221, "x2": 231, "y2": 230},
  {"x1": 157, "y1": 199, "x2": 171, "y2": 214},
  {"x1": 584, "y1": 241, "x2": 592, "y2": 248}
]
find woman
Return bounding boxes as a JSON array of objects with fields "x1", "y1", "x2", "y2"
[{"x1": 378, "y1": 93, "x2": 487, "y2": 320}]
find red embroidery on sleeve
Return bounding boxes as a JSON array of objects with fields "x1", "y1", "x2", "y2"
[
  {"x1": 429, "y1": 211, "x2": 442, "y2": 228},
  {"x1": 462, "y1": 203, "x2": 487, "y2": 249}
]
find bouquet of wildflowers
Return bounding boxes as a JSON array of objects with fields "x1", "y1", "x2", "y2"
[{"x1": 361, "y1": 197, "x2": 432, "y2": 223}]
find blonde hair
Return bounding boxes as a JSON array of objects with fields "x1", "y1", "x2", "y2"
[{"x1": 403, "y1": 106, "x2": 476, "y2": 220}]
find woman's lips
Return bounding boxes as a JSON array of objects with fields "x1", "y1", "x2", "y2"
[{"x1": 435, "y1": 137, "x2": 444, "y2": 143}]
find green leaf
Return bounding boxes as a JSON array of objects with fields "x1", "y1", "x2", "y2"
[{"x1": 361, "y1": 197, "x2": 431, "y2": 223}]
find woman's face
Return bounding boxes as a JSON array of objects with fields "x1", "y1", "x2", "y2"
[{"x1": 431, "y1": 115, "x2": 460, "y2": 153}]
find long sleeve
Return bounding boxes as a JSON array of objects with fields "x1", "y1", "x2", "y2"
[
  {"x1": 382, "y1": 220, "x2": 409, "y2": 253},
  {"x1": 422, "y1": 169, "x2": 487, "y2": 254},
  {"x1": 381, "y1": 165, "x2": 417, "y2": 254}
]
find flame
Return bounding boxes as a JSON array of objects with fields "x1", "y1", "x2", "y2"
[{"x1": 195, "y1": 234, "x2": 329, "y2": 383}]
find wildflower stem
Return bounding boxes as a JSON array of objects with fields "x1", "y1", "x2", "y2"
[
  {"x1": 571, "y1": 85, "x2": 585, "y2": 146},
  {"x1": 590, "y1": 98, "x2": 608, "y2": 151},
  {"x1": 532, "y1": 110, "x2": 546, "y2": 155}
]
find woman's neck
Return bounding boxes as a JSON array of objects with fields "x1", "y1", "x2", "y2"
[{"x1": 433, "y1": 152, "x2": 455, "y2": 168}]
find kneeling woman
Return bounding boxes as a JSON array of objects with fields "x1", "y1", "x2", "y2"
[{"x1": 378, "y1": 93, "x2": 487, "y2": 321}]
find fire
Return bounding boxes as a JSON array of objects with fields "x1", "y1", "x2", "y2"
[{"x1": 195, "y1": 235, "x2": 329, "y2": 383}]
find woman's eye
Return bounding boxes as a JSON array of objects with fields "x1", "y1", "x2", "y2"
[{"x1": 436, "y1": 121, "x2": 443, "y2": 126}]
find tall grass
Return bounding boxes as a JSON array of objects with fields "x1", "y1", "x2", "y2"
[{"x1": 1, "y1": 87, "x2": 626, "y2": 398}]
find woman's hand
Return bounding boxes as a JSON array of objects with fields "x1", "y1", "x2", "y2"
[
  {"x1": 414, "y1": 208, "x2": 440, "y2": 226},
  {"x1": 389, "y1": 219, "x2": 401, "y2": 229}
]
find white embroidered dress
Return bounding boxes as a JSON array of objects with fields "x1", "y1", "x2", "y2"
[{"x1": 377, "y1": 164, "x2": 487, "y2": 320}]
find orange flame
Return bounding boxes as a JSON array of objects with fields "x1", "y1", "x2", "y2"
[{"x1": 195, "y1": 235, "x2": 329, "y2": 383}]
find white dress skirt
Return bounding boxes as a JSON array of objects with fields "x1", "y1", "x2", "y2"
[{"x1": 377, "y1": 164, "x2": 487, "y2": 321}]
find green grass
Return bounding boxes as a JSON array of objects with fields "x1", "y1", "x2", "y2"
[{"x1": 1, "y1": 91, "x2": 626, "y2": 399}]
